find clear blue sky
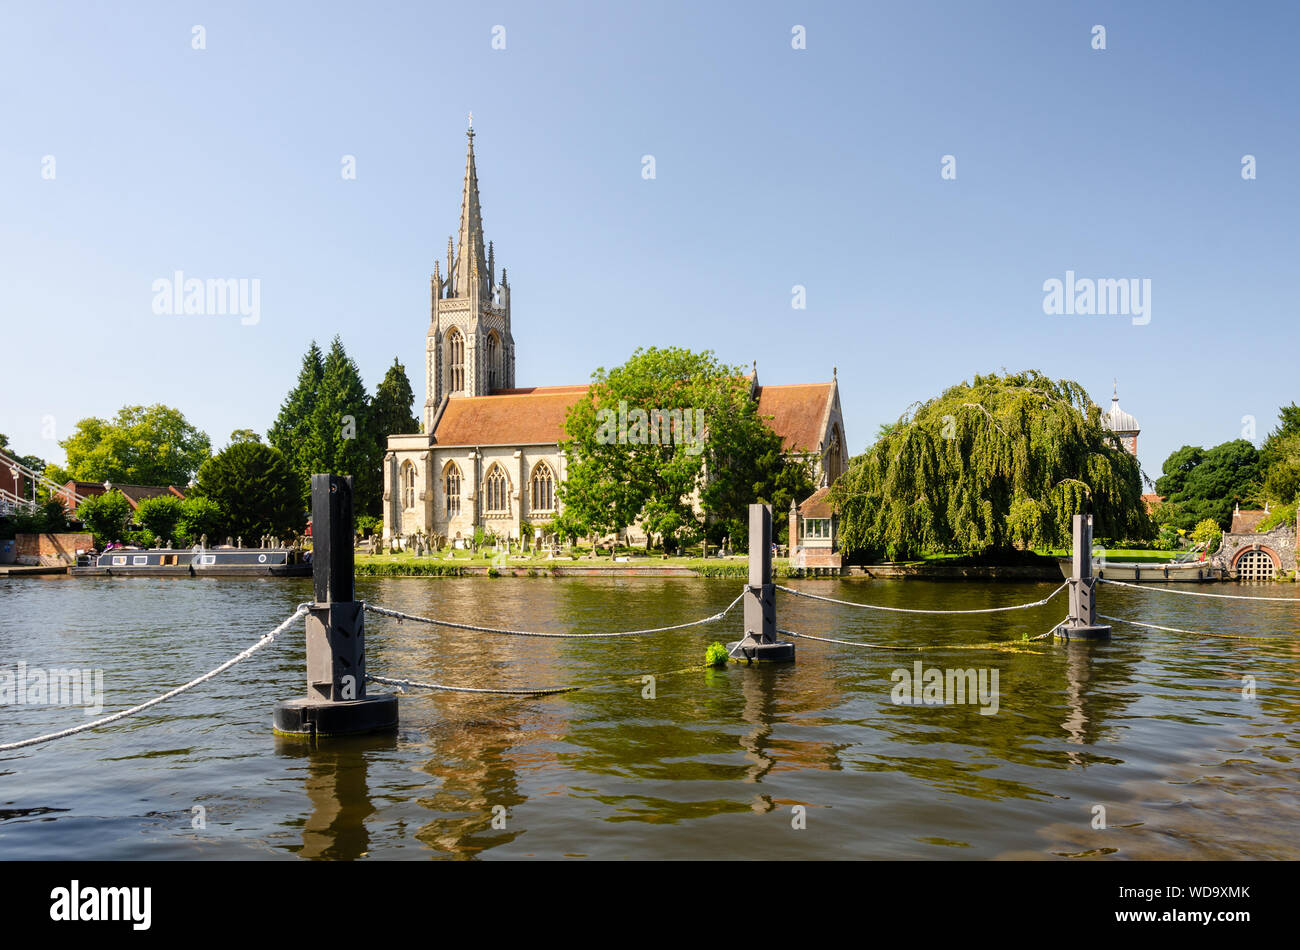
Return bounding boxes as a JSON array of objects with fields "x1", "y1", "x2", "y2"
[{"x1": 3, "y1": 0, "x2": 1297, "y2": 484}]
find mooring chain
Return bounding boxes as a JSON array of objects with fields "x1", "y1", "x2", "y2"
[
  {"x1": 362, "y1": 590, "x2": 746, "y2": 638},
  {"x1": 774, "y1": 582, "x2": 1068, "y2": 615},
  {"x1": 0, "y1": 603, "x2": 313, "y2": 755},
  {"x1": 1099, "y1": 614, "x2": 1298, "y2": 642},
  {"x1": 1097, "y1": 578, "x2": 1300, "y2": 603},
  {"x1": 777, "y1": 616, "x2": 1067, "y2": 652},
  {"x1": 366, "y1": 673, "x2": 581, "y2": 696}
]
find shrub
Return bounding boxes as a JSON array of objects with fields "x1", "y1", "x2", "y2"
[
  {"x1": 193, "y1": 442, "x2": 304, "y2": 540},
  {"x1": 76, "y1": 491, "x2": 133, "y2": 547},
  {"x1": 1190, "y1": 518, "x2": 1222, "y2": 550},
  {"x1": 177, "y1": 496, "x2": 224, "y2": 545},
  {"x1": 134, "y1": 495, "x2": 185, "y2": 544},
  {"x1": 705, "y1": 642, "x2": 730, "y2": 667}
]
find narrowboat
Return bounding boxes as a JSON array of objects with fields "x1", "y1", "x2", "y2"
[
  {"x1": 1055, "y1": 558, "x2": 1227, "y2": 583},
  {"x1": 71, "y1": 546, "x2": 310, "y2": 578}
]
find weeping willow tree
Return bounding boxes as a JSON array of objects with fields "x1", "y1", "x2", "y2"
[{"x1": 830, "y1": 370, "x2": 1151, "y2": 560}]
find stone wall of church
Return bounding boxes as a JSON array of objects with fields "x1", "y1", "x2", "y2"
[{"x1": 385, "y1": 442, "x2": 567, "y2": 544}]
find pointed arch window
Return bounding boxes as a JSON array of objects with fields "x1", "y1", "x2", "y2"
[
  {"x1": 486, "y1": 332, "x2": 500, "y2": 391},
  {"x1": 825, "y1": 424, "x2": 844, "y2": 485},
  {"x1": 444, "y1": 462, "x2": 462, "y2": 517},
  {"x1": 401, "y1": 461, "x2": 417, "y2": 510},
  {"x1": 530, "y1": 461, "x2": 555, "y2": 513},
  {"x1": 484, "y1": 464, "x2": 509, "y2": 513},
  {"x1": 447, "y1": 327, "x2": 465, "y2": 393}
]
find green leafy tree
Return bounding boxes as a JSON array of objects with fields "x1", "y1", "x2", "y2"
[
  {"x1": 830, "y1": 370, "x2": 1151, "y2": 560},
  {"x1": 193, "y1": 442, "x2": 305, "y2": 540},
  {"x1": 229, "y1": 429, "x2": 262, "y2": 444},
  {"x1": 1154, "y1": 439, "x2": 1261, "y2": 530},
  {"x1": 176, "y1": 496, "x2": 224, "y2": 545},
  {"x1": 76, "y1": 490, "x2": 133, "y2": 546},
  {"x1": 701, "y1": 414, "x2": 816, "y2": 547},
  {"x1": 313, "y1": 337, "x2": 383, "y2": 516},
  {"x1": 561, "y1": 346, "x2": 820, "y2": 553},
  {"x1": 1260, "y1": 402, "x2": 1300, "y2": 507},
  {"x1": 268, "y1": 341, "x2": 325, "y2": 501},
  {"x1": 371, "y1": 358, "x2": 420, "y2": 437},
  {"x1": 560, "y1": 348, "x2": 717, "y2": 552},
  {"x1": 269, "y1": 338, "x2": 385, "y2": 516},
  {"x1": 60, "y1": 405, "x2": 211, "y2": 486},
  {"x1": 134, "y1": 495, "x2": 185, "y2": 543}
]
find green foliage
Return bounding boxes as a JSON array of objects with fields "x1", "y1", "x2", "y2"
[
  {"x1": 1, "y1": 498, "x2": 70, "y2": 538},
  {"x1": 356, "y1": 514, "x2": 382, "y2": 537},
  {"x1": 268, "y1": 341, "x2": 324, "y2": 502},
  {"x1": 560, "y1": 346, "x2": 804, "y2": 552},
  {"x1": 1153, "y1": 525, "x2": 1181, "y2": 550},
  {"x1": 1259, "y1": 402, "x2": 1300, "y2": 508},
  {"x1": 193, "y1": 442, "x2": 305, "y2": 540},
  {"x1": 371, "y1": 358, "x2": 421, "y2": 437},
  {"x1": 76, "y1": 490, "x2": 133, "y2": 546},
  {"x1": 268, "y1": 338, "x2": 389, "y2": 517},
  {"x1": 229, "y1": 429, "x2": 262, "y2": 444},
  {"x1": 1154, "y1": 440, "x2": 1261, "y2": 530},
  {"x1": 177, "y1": 496, "x2": 223, "y2": 544},
  {"x1": 133, "y1": 495, "x2": 185, "y2": 544},
  {"x1": 1190, "y1": 518, "x2": 1222, "y2": 550},
  {"x1": 60, "y1": 404, "x2": 211, "y2": 486},
  {"x1": 831, "y1": 370, "x2": 1151, "y2": 560},
  {"x1": 1255, "y1": 500, "x2": 1298, "y2": 534},
  {"x1": 705, "y1": 641, "x2": 730, "y2": 667},
  {"x1": 354, "y1": 561, "x2": 467, "y2": 577}
]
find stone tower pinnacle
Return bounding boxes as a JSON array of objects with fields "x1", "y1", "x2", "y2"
[
  {"x1": 424, "y1": 118, "x2": 516, "y2": 430},
  {"x1": 452, "y1": 121, "x2": 487, "y2": 298}
]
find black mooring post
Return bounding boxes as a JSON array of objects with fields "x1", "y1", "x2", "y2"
[
  {"x1": 273, "y1": 473, "x2": 398, "y2": 737},
  {"x1": 1057, "y1": 513, "x2": 1111, "y2": 640},
  {"x1": 726, "y1": 503, "x2": 795, "y2": 662}
]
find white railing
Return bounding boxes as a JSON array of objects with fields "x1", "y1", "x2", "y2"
[{"x1": 0, "y1": 448, "x2": 92, "y2": 510}]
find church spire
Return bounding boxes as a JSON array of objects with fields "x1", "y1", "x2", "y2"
[{"x1": 453, "y1": 114, "x2": 487, "y2": 297}]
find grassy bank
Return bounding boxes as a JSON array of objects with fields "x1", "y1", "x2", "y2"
[{"x1": 353, "y1": 550, "x2": 794, "y2": 578}]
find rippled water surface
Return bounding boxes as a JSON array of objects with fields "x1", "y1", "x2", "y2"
[{"x1": 2, "y1": 574, "x2": 1298, "y2": 859}]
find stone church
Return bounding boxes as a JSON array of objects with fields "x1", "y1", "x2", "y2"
[{"x1": 382, "y1": 123, "x2": 848, "y2": 547}]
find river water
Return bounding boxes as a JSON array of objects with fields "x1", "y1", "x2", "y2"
[{"x1": 2, "y1": 574, "x2": 1298, "y2": 860}]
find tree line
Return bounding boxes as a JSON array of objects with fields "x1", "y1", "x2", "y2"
[{"x1": 0, "y1": 338, "x2": 418, "y2": 548}]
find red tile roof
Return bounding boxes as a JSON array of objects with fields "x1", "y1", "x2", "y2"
[
  {"x1": 432, "y1": 386, "x2": 590, "y2": 446},
  {"x1": 429, "y1": 382, "x2": 835, "y2": 453},
  {"x1": 756, "y1": 383, "x2": 833, "y2": 454},
  {"x1": 797, "y1": 485, "x2": 835, "y2": 518}
]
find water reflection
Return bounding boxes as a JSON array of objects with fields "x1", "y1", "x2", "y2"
[
  {"x1": 3, "y1": 574, "x2": 1298, "y2": 859},
  {"x1": 275, "y1": 733, "x2": 395, "y2": 860}
]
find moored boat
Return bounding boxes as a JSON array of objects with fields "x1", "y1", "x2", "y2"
[
  {"x1": 71, "y1": 546, "x2": 310, "y2": 578},
  {"x1": 1055, "y1": 558, "x2": 1227, "y2": 583}
]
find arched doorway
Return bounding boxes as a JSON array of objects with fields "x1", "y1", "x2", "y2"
[{"x1": 1234, "y1": 548, "x2": 1278, "y2": 581}]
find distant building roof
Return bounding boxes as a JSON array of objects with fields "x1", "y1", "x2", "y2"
[
  {"x1": 63, "y1": 480, "x2": 185, "y2": 511},
  {"x1": 755, "y1": 382, "x2": 835, "y2": 454},
  {"x1": 797, "y1": 485, "x2": 835, "y2": 518},
  {"x1": 1140, "y1": 493, "x2": 1163, "y2": 515},
  {"x1": 1102, "y1": 382, "x2": 1140, "y2": 434},
  {"x1": 1229, "y1": 507, "x2": 1269, "y2": 534},
  {"x1": 427, "y1": 381, "x2": 838, "y2": 453},
  {"x1": 432, "y1": 386, "x2": 590, "y2": 447}
]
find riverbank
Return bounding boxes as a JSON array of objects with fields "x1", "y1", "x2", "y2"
[
  {"x1": 352, "y1": 551, "x2": 1070, "y2": 580},
  {"x1": 0, "y1": 564, "x2": 67, "y2": 576}
]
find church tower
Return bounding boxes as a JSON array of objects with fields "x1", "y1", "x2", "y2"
[{"x1": 425, "y1": 116, "x2": 516, "y2": 430}]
